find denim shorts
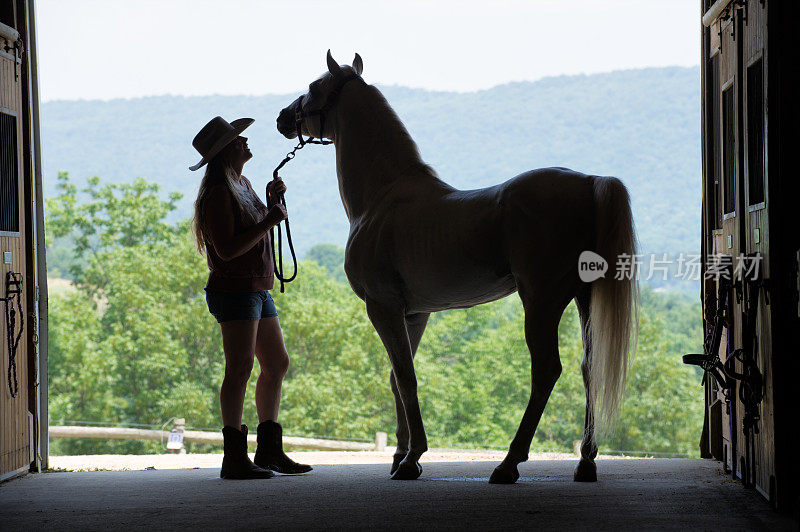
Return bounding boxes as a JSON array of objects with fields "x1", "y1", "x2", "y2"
[{"x1": 205, "y1": 290, "x2": 278, "y2": 323}]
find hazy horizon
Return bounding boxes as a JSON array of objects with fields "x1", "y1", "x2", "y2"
[{"x1": 39, "y1": 65, "x2": 697, "y2": 103}]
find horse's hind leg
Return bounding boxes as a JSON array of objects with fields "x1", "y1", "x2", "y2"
[
  {"x1": 489, "y1": 281, "x2": 565, "y2": 484},
  {"x1": 574, "y1": 286, "x2": 598, "y2": 482},
  {"x1": 390, "y1": 312, "x2": 430, "y2": 475}
]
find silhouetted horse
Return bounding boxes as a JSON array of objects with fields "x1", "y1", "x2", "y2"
[{"x1": 277, "y1": 51, "x2": 638, "y2": 484}]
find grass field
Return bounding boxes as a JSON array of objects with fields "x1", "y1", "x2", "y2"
[{"x1": 47, "y1": 277, "x2": 75, "y2": 296}]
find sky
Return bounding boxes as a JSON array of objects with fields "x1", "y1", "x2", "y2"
[{"x1": 36, "y1": 0, "x2": 700, "y2": 101}]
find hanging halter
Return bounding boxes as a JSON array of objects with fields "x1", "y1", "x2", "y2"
[
  {"x1": 1, "y1": 271, "x2": 23, "y2": 398},
  {"x1": 268, "y1": 73, "x2": 363, "y2": 292},
  {"x1": 683, "y1": 260, "x2": 737, "y2": 477},
  {"x1": 683, "y1": 254, "x2": 767, "y2": 486},
  {"x1": 295, "y1": 72, "x2": 362, "y2": 146}
]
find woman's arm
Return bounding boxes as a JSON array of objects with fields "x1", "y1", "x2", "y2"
[{"x1": 203, "y1": 185, "x2": 287, "y2": 261}]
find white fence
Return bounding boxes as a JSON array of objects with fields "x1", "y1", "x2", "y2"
[{"x1": 49, "y1": 425, "x2": 388, "y2": 452}]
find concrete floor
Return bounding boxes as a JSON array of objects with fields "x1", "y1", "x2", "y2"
[{"x1": 0, "y1": 458, "x2": 794, "y2": 530}]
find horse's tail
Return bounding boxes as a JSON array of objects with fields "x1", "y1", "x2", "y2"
[{"x1": 588, "y1": 175, "x2": 639, "y2": 432}]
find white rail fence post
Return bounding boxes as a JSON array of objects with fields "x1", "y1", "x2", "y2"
[
  {"x1": 166, "y1": 418, "x2": 185, "y2": 454},
  {"x1": 375, "y1": 431, "x2": 387, "y2": 452}
]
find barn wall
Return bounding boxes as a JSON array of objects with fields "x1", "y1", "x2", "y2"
[
  {"x1": 0, "y1": 14, "x2": 31, "y2": 480},
  {"x1": 0, "y1": 0, "x2": 44, "y2": 482},
  {"x1": 700, "y1": 0, "x2": 800, "y2": 511}
]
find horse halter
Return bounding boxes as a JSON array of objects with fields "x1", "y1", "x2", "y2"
[
  {"x1": 269, "y1": 72, "x2": 363, "y2": 293},
  {"x1": 293, "y1": 72, "x2": 363, "y2": 146}
]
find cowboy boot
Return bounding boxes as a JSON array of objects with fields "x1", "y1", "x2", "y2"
[
  {"x1": 220, "y1": 424, "x2": 275, "y2": 479},
  {"x1": 254, "y1": 420, "x2": 313, "y2": 474}
]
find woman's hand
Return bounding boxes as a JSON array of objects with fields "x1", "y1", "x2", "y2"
[
  {"x1": 264, "y1": 204, "x2": 288, "y2": 228},
  {"x1": 268, "y1": 178, "x2": 287, "y2": 204}
]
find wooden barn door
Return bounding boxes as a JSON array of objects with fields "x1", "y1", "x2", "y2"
[
  {"x1": 0, "y1": 18, "x2": 31, "y2": 480},
  {"x1": 740, "y1": 0, "x2": 774, "y2": 501},
  {"x1": 702, "y1": 17, "x2": 725, "y2": 464},
  {"x1": 713, "y1": 10, "x2": 742, "y2": 478}
]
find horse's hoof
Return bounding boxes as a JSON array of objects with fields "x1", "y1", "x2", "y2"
[
  {"x1": 573, "y1": 458, "x2": 597, "y2": 482},
  {"x1": 390, "y1": 458, "x2": 422, "y2": 480},
  {"x1": 390, "y1": 452, "x2": 406, "y2": 475},
  {"x1": 488, "y1": 462, "x2": 519, "y2": 484}
]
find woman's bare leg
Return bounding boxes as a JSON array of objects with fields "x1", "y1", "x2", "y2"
[
  {"x1": 219, "y1": 319, "x2": 259, "y2": 428},
  {"x1": 254, "y1": 316, "x2": 290, "y2": 422},
  {"x1": 252, "y1": 316, "x2": 310, "y2": 473}
]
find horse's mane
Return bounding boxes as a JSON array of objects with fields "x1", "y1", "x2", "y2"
[{"x1": 364, "y1": 85, "x2": 440, "y2": 181}]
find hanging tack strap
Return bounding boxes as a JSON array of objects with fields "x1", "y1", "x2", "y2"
[
  {"x1": 1, "y1": 271, "x2": 23, "y2": 398},
  {"x1": 683, "y1": 267, "x2": 733, "y2": 392}
]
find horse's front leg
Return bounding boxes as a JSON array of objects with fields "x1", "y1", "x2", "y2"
[
  {"x1": 389, "y1": 313, "x2": 430, "y2": 475},
  {"x1": 367, "y1": 300, "x2": 428, "y2": 480},
  {"x1": 389, "y1": 370, "x2": 408, "y2": 474}
]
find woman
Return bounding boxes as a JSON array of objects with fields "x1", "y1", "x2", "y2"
[{"x1": 189, "y1": 116, "x2": 312, "y2": 479}]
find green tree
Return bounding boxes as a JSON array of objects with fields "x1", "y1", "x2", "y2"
[
  {"x1": 608, "y1": 310, "x2": 705, "y2": 455},
  {"x1": 305, "y1": 243, "x2": 348, "y2": 284},
  {"x1": 268, "y1": 261, "x2": 395, "y2": 440},
  {"x1": 47, "y1": 174, "x2": 221, "y2": 453},
  {"x1": 45, "y1": 171, "x2": 182, "y2": 292}
]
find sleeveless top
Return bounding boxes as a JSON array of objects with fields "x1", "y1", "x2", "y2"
[{"x1": 202, "y1": 177, "x2": 274, "y2": 292}]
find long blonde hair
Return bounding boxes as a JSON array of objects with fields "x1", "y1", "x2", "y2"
[{"x1": 192, "y1": 152, "x2": 261, "y2": 255}]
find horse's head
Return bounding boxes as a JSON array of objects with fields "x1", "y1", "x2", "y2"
[{"x1": 277, "y1": 50, "x2": 364, "y2": 141}]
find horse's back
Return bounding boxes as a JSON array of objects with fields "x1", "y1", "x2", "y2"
[
  {"x1": 499, "y1": 167, "x2": 597, "y2": 277},
  {"x1": 499, "y1": 167, "x2": 594, "y2": 208}
]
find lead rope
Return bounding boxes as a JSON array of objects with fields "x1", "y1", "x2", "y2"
[
  {"x1": 268, "y1": 145, "x2": 301, "y2": 293},
  {"x1": 268, "y1": 139, "x2": 327, "y2": 293},
  {"x1": 268, "y1": 73, "x2": 359, "y2": 292},
  {"x1": 1, "y1": 271, "x2": 23, "y2": 398}
]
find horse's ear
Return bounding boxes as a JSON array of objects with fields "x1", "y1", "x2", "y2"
[
  {"x1": 352, "y1": 53, "x2": 363, "y2": 76},
  {"x1": 327, "y1": 49, "x2": 342, "y2": 76}
]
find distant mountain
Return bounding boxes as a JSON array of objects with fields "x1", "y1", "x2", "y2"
[{"x1": 41, "y1": 66, "x2": 701, "y2": 277}]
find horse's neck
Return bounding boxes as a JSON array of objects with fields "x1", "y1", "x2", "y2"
[{"x1": 334, "y1": 84, "x2": 428, "y2": 220}]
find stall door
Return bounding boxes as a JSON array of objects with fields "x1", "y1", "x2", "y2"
[
  {"x1": 740, "y1": 0, "x2": 775, "y2": 502},
  {"x1": 715, "y1": 10, "x2": 743, "y2": 478}
]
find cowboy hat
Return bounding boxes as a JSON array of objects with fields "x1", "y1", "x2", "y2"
[{"x1": 189, "y1": 116, "x2": 254, "y2": 171}]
